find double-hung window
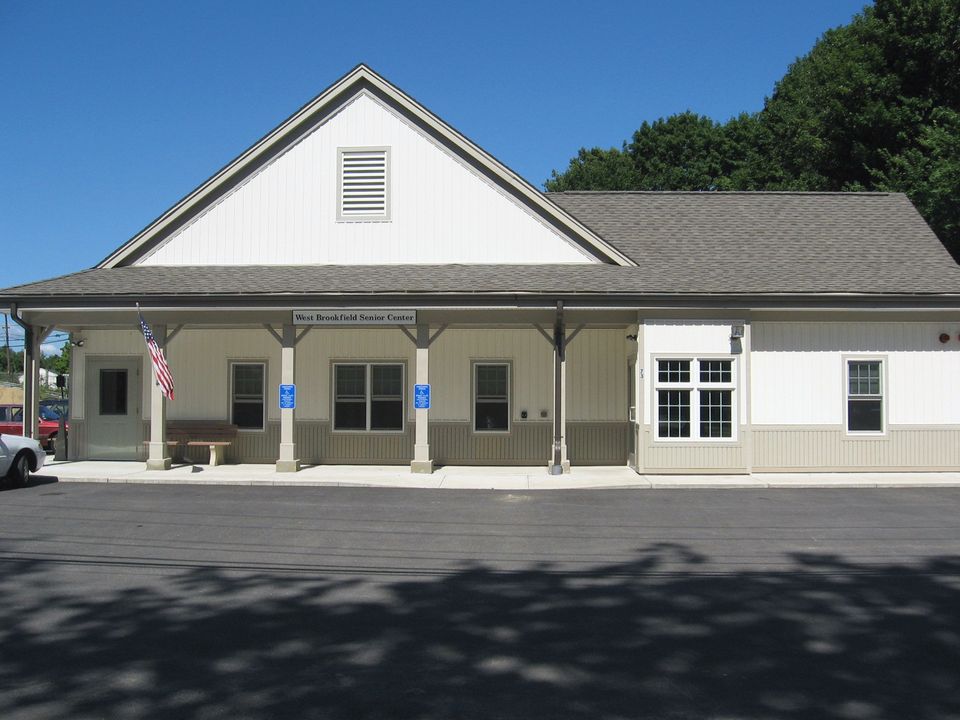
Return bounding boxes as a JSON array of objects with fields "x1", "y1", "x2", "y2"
[
  {"x1": 846, "y1": 359, "x2": 884, "y2": 433},
  {"x1": 474, "y1": 363, "x2": 509, "y2": 432},
  {"x1": 655, "y1": 358, "x2": 735, "y2": 440},
  {"x1": 231, "y1": 362, "x2": 265, "y2": 430},
  {"x1": 334, "y1": 363, "x2": 404, "y2": 432}
]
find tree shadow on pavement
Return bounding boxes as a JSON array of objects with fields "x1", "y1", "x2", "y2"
[{"x1": 1, "y1": 544, "x2": 958, "y2": 719}]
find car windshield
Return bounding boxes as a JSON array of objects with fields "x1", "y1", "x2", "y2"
[{"x1": 39, "y1": 407, "x2": 61, "y2": 421}]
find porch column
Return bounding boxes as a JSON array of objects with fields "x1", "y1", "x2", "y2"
[
  {"x1": 146, "y1": 323, "x2": 171, "y2": 470},
  {"x1": 550, "y1": 303, "x2": 569, "y2": 474},
  {"x1": 411, "y1": 323, "x2": 433, "y2": 474},
  {"x1": 276, "y1": 323, "x2": 300, "y2": 473},
  {"x1": 22, "y1": 325, "x2": 40, "y2": 440}
]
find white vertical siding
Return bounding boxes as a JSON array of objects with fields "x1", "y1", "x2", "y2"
[
  {"x1": 642, "y1": 321, "x2": 747, "y2": 425},
  {"x1": 138, "y1": 92, "x2": 594, "y2": 266},
  {"x1": 752, "y1": 322, "x2": 960, "y2": 426}
]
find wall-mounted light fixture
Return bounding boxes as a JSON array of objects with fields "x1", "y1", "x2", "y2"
[
  {"x1": 70, "y1": 339, "x2": 85, "y2": 348},
  {"x1": 939, "y1": 333, "x2": 950, "y2": 344}
]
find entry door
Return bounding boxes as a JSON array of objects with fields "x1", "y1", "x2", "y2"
[{"x1": 86, "y1": 357, "x2": 142, "y2": 460}]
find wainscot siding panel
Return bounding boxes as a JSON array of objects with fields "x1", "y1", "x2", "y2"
[
  {"x1": 642, "y1": 428, "x2": 746, "y2": 473},
  {"x1": 753, "y1": 425, "x2": 960, "y2": 471},
  {"x1": 567, "y1": 423, "x2": 630, "y2": 465}
]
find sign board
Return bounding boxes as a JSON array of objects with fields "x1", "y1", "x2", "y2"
[
  {"x1": 414, "y1": 384, "x2": 431, "y2": 410},
  {"x1": 293, "y1": 310, "x2": 417, "y2": 326},
  {"x1": 279, "y1": 384, "x2": 296, "y2": 409}
]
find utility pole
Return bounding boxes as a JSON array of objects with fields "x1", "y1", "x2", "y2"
[{"x1": 3, "y1": 313, "x2": 9, "y2": 377}]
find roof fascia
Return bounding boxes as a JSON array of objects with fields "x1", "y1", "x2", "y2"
[{"x1": 100, "y1": 65, "x2": 634, "y2": 268}]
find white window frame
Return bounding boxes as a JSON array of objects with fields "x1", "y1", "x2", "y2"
[
  {"x1": 652, "y1": 356, "x2": 737, "y2": 442},
  {"x1": 336, "y1": 146, "x2": 391, "y2": 222},
  {"x1": 229, "y1": 361, "x2": 266, "y2": 432},
  {"x1": 472, "y1": 361, "x2": 511, "y2": 434},
  {"x1": 331, "y1": 361, "x2": 406, "y2": 433},
  {"x1": 844, "y1": 356, "x2": 887, "y2": 437}
]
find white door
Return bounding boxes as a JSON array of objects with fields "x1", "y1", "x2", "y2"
[{"x1": 85, "y1": 357, "x2": 142, "y2": 460}]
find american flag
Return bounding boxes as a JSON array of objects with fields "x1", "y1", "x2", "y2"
[{"x1": 138, "y1": 311, "x2": 175, "y2": 401}]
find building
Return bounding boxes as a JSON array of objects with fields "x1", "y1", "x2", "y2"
[{"x1": 2, "y1": 65, "x2": 960, "y2": 475}]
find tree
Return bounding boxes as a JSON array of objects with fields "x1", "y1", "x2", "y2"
[{"x1": 546, "y1": 0, "x2": 960, "y2": 257}]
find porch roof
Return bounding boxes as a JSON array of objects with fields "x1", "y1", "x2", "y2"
[{"x1": 1, "y1": 257, "x2": 959, "y2": 302}]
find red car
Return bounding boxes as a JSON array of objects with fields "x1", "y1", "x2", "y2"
[{"x1": 0, "y1": 404, "x2": 67, "y2": 451}]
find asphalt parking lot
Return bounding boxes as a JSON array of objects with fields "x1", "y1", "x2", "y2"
[{"x1": 1, "y1": 481, "x2": 959, "y2": 720}]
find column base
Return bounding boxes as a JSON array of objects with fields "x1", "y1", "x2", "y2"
[
  {"x1": 547, "y1": 460, "x2": 571, "y2": 475},
  {"x1": 146, "y1": 457, "x2": 172, "y2": 471},
  {"x1": 410, "y1": 459, "x2": 434, "y2": 474},
  {"x1": 276, "y1": 459, "x2": 301, "y2": 473}
]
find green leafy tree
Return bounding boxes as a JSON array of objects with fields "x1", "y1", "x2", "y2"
[{"x1": 546, "y1": 0, "x2": 960, "y2": 257}]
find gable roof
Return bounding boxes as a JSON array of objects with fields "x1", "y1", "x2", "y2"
[
  {"x1": 547, "y1": 191, "x2": 957, "y2": 272},
  {"x1": 3, "y1": 191, "x2": 960, "y2": 304},
  {"x1": 99, "y1": 64, "x2": 633, "y2": 268}
]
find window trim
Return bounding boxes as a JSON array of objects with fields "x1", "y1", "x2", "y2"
[
  {"x1": 651, "y1": 355, "x2": 738, "y2": 443},
  {"x1": 229, "y1": 360, "x2": 267, "y2": 433},
  {"x1": 843, "y1": 355, "x2": 887, "y2": 437},
  {"x1": 472, "y1": 361, "x2": 511, "y2": 434},
  {"x1": 330, "y1": 361, "x2": 406, "y2": 434},
  {"x1": 336, "y1": 146, "x2": 391, "y2": 223}
]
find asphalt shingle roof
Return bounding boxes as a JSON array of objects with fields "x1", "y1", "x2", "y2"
[{"x1": 2, "y1": 192, "x2": 959, "y2": 299}]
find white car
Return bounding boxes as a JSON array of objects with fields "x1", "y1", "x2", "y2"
[{"x1": 0, "y1": 433, "x2": 46, "y2": 488}]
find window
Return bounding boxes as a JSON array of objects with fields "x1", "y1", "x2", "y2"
[
  {"x1": 847, "y1": 359, "x2": 883, "y2": 433},
  {"x1": 333, "y1": 363, "x2": 404, "y2": 432},
  {"x1": 655, "y1": 358, "x2": 735, "y2": 440},
  {"x1": 474, "y1": 363, "x2": 509, "y2": 432},
  {"x1": 338, "y1": 148, "x2": 390, "y2": 221},
  {"x1": 231, "y1": 363, "x2": 265, "y2": 430}
]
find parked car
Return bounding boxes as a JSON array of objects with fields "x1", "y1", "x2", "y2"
[
  {"x1": 0, "y1": 404, "x2": 67, "y2": 451},
  {"x1": 0, "y1": 433, "x2": 46, "y2": 488},
  {"x1": 40, "y1": 398, "x2": 69, "y2": 420}
]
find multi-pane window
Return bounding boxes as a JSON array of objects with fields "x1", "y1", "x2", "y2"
[
  {"x1": 474, "y1": 363, "x2": 509, "y2": 432},
  {"x1": 333, "y1": 363, "x2": 404, "y2": 432},
  {"x1": 231, "y1": 363, "x2": 265, "y2": 430},
  {"x1": 847, "y1": 360, "x2": 883, "y2": 433},
  {"x1": 655, "y1": 358, "x2": 735, "y2": 440}
]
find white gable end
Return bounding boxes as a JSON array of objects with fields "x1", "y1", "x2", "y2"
[{"x1": 138, "y1": 92, "x2": 598, "y2": 266}]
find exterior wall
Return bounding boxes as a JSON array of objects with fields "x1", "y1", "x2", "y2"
[
  {"x1": 138, "y1": 92, "x2": 594, "y2": 266},
  {"x1": 751, "y1": 321, "x2": 960, "y2": 471},
  {"x1": 70, "y1": 326, "x2": 629, "y2": 465},
  {"x1": 641, "y1": 320, "x2": 749, "y2": 473}
]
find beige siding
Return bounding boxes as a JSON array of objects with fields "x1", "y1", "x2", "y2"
[
  {"x1": 139, "y1": 92, "x2": 593, "y2": 266},
  {"x1": 754, "y1": 425, "x2": 960, "y2": 471},
  {"x1": 567, "y1": 329, "x2": 629, "y2": 422},
  {"x1": 642, "y1": 428, "x2": 747, "y2": 473}
]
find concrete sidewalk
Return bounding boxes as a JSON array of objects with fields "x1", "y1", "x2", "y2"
[{"x1": 33, "y1": 459, "x2": 960, "y2": 489}]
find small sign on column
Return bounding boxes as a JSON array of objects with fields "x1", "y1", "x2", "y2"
[
  {"x1": 414, "y1": 384, "x2": 431, "y2": 410},
  {"x1": 279, "y1": 384, "x2": 296, "y2": 409}
]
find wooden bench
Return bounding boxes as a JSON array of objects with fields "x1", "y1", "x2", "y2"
[{"x1": 166, "y1": 422, "x2": 239, "y2": 466}]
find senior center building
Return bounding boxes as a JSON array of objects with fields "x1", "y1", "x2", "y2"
[{"x1": 3, "y1": 65, "x2": 960, "y2": 475}]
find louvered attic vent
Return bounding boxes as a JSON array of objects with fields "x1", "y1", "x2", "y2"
[{"x1": 338, "y1": 147, "x2": 390, "y2": 220}]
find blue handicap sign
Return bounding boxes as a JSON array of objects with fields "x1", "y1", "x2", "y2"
[
  {"x1": 414, "y1": 384, "x2": 431, "y2": 410},
  {"x1": 279, "y1": 384, "x2": 296, "y2": 409}
]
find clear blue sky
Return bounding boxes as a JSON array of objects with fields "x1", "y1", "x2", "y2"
[{"x1": 1, "y1": 0, "x2": 868, "y2": 352}]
